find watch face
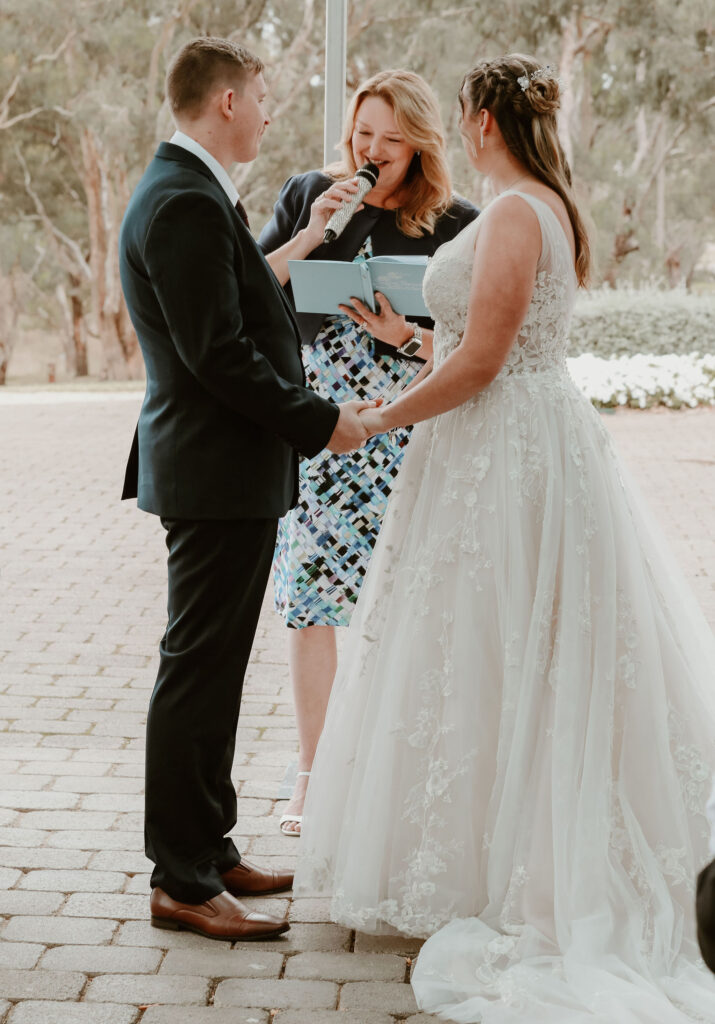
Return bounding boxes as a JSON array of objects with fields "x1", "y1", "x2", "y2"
[{"x1": 401, "y1": 337, "x2": 421, "y2": 357}]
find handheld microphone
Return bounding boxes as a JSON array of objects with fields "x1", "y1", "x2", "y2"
[{"x1": 323, "y1": 162, "x2": 380, "y2": 244}]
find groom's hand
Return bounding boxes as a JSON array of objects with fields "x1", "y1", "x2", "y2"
[{"x1": 326, "y1": 399, "x2": 378, "y2": 454}]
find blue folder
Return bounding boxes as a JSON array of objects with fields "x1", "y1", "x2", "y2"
[{"x1": 288, "y1": 254, "x2": 430, "y2": 317}]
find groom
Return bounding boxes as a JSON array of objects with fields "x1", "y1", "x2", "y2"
[{"x1": 119, "y1": 37, "x2": 371, "y2": 940}]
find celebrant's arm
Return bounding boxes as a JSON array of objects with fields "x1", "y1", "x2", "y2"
[{"x1": 264, "y1": 179, "x2": 361, "y2": 286}]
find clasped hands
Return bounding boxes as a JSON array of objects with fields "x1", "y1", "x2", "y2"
[{"x1": 326, "y1": 398, "x2": 388, "y2": 454}]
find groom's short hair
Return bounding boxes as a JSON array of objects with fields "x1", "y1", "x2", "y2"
[{"x1": 166, "y1": 37, "x2": 264, "y2": 118}]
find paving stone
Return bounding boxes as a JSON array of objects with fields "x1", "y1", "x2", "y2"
[
  {"x1": 48, "y1": 829, "x2": 144, "y2": 850},
  {"x1": 88, "y1": 850, "x2": 152, "y2": 873},
  {"x1": 19, "y1": 869, "x2": 127, "y2": 892},
  {"x1": 85, "y1": 972, "x2": 209, "y2": 1004},
  {"x1": 72, "y1": 749, "x2": 143, "y2": 764},
  {"x1": 20, "y1": 760, "x2": 108, "y2": 775},
  {"x1": 233, "y1": 922, "x2": 352, "y2": 953},
  {"x1": 41, "y1": 735, "x2": 125, "y2": 749},
  {"x1": 160, "y1": 949, "x2": 283, "y2": 978},
  {"x1": 61, "y1": 892, "x2": 147, "y2": 918},
  {"x1": 214, "y1": 978, "x2": 337, "y2": 1009},
  {"x1": 141, "y1": 1010, "x2": 269, "y2": 1024},
  {"x1": 7, "y1": 1002, "x2": 138, "y2": 1024},
  {"x1": 288, "y1": 898, "x2": 335, "y2": 923},
  {"x1": 285, "y1": 951, "x2": 406, "y2": 982},
  {"x1": 123, "y1": 873, "x2": 151, "y2": 894},
  {"x1": 275, "y1": 1013, "x2": 394, "y2": 1024},
  {"x1": 0, "y1": 773, "x2": 52, "y2": 791},
  {"x1": 114, "y1": 920, "x2": 220, "y2": 949},
  {"x1": 0, "y1": 890, "x2": 65, "y2": 915},
  {"x1": 0, "y1": 790, "x2": 80, "y2": 811},
  {"x1": 0, "y1": 940, "x2": 45, "y2": 968},
  {"x1": 340, "y1": 981, "x2": 419, "y2": 1014},
  {"x1": 0, "y1": 867, "x2": 22, "y2": 888},
  {"x1": 80, "y1": 793, "x2": 143, "y2": 812},
  {"x1": 1, "y1": 915, "x2": 117, "y2": 944},
  {"x1": 11, "y1": 719, "x2": 90, "y2": 734},
  {"x1": 39, "y1": 943, "x2": 163, "y2": 973},
  {"x1": 53, "y1": 776, "x2": 142, "y2": 793},
  {"x1": 0, "y1": 967, "x2": 86, "y2": 1000},
  {"x1": 17, "y1": 810, "x2": 117, "y2": 830},
  {"x1": 354, "y1": 932, "x2": 426, "y2": 955},
  {"x1": 0, "y1": 848, "x2": 91, "y2": 870}
]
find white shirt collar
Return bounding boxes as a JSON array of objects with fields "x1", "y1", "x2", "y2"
[{"x1": 169, "y1": 130, "x2": 239, "y2": 206}]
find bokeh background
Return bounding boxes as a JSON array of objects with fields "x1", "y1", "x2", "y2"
[{"x1": 0, "y1": 0, "x2": 713, "y2": 392}]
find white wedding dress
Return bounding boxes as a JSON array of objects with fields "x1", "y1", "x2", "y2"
[{"x1": 294, "y1": 191, "x2": 715, "y2": 1022}]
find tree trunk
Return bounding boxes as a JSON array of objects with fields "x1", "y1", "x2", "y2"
[
  {"x1": 56, "y1": 273, "x2": 89, "y2": 377},
  {"x1": 604, "y1": 197, "x2": 640, "y2": 286},
  {"x1": 71, "y1": 289, "x2": 88, "y2": 377},
  {"x1": 80, "y1": 128, "x2": 140, "y2": 379}
]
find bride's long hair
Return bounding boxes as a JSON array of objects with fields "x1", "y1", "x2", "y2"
[
  {"x1": 462, "y1": 54, "x2": 591, "y2": 286},
  {"x1": 326, "y1": 70, "x2": 453, "y2": 238}
]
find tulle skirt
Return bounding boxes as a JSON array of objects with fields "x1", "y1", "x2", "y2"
[{"x1": 294, "y1": 368, "x2": 715, "y2": 1022}]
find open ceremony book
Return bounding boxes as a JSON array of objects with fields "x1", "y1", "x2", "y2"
[{"x1": 288, "y1": 254, "x2": 430, "y2": 317}]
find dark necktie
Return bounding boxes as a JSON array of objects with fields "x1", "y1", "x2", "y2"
[{"x1": 235, "y1": 198, "x2": 250, "y2": 229}]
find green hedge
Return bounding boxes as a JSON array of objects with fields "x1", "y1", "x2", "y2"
[{"x1": 569, "y1": 288, "x2": 715, "y2": 359}]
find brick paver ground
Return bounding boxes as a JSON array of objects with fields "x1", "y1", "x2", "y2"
[{"x1": 0, "y1": 395, "x2": 713, "y2": 1023}]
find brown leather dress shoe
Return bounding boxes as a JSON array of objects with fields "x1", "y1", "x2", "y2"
[
  {"x1": 221, "y1": 857, "x2": 294, "y2": 896},
  {"x1": 150, "y1": 887, "x2": 289, "y2": 941}
]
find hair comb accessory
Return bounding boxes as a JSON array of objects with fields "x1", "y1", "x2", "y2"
[{"x1": 517, "y1": 65, "x2": 559, "y2": 92}]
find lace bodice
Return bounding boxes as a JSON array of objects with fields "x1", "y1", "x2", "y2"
[{"x1": 423, "y1": 190, "x2": 577, "y2": 380}]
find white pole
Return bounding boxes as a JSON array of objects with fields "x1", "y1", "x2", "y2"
[{"x1": 324, "y1": 0, "x2": 348, "y2": 166}]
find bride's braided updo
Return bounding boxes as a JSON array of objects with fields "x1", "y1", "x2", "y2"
[{"x1": 461, "y1": 54, "x2": 591, "y2": 286}]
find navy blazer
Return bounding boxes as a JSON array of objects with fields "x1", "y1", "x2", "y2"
[
  {"x1": 119, "y1": 144, "x2": 339, "y2": 520},
  {"x1": 258, "y1": 170, "x2": 479, "y2": 354}
]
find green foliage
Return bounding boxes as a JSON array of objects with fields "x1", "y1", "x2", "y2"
[{"x1": 569, "y1": 287, "x2": 715, "y2": 357}]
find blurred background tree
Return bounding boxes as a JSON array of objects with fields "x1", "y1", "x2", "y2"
[{"x1": 0, "y1": 0, "x2": 712, "y2": 380}]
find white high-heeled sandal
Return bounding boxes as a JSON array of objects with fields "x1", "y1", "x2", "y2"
[{"x1": 279, "y1": 770, "x2": 311, "y2": 837}]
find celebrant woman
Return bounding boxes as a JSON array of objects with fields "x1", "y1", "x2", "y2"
[{"x1": 259, "y1": 68, "x2": 478, "y2": 836}]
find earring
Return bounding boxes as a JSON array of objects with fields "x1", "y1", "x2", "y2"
[
  {"x1": 416, "y1": 150, "x2": 421, "y2": 156},
  {"x1": 480, "y1": 128, "x2": 484, "y2": 150}
]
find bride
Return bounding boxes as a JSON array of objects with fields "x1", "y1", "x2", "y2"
[{"x1": 293, "y1": 53, "x2": 715, "y2": 1022}]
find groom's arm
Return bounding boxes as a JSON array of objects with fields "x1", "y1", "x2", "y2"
[{"x1": 143, "y1": 188, "x2": 339, "y2": 457}]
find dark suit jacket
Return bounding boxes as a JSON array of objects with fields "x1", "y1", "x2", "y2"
[
  {"x1": 697, "y1": 857, "x2": 715, "y2": 973},
  {"x1": 258, "y1": 170, "x2": 479, "y2": 355},
  {"x1": 119, "y1": 143, "x2": 338, "y2": 520}
]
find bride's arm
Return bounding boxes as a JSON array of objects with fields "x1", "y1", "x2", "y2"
[{"x1": 360, "y1": 198, "x2": 541, "y2": 435}]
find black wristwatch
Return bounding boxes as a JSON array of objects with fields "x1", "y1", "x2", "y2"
[{"x1": 397, "y1": 323, "x2": 423, "y2": 357}]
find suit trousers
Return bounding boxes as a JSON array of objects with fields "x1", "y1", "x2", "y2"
[{"x1": 145, "y1": 516, "x2": 278, "y2": 903}]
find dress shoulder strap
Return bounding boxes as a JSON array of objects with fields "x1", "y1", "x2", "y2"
[{"x1": 497, "y1": 190, "x2": 575, "y2": 277}]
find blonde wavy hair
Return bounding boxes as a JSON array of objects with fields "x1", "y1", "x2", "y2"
[
  {"x1": 326, "y1": 70, "x2": 453, "y2": 238},
  {"x1": 461, "y1": 54, "x2": 592, "y2": 286}
]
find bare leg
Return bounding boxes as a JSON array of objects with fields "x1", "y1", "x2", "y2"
[{"x1": 281, "y1": 624, "x2": 338, "y2": 834}]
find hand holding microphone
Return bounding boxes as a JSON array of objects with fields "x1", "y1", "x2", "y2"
[
  {"x1": 323, "y1": 162, "x2": 379, "y2": 243},
  {"x1": 303, "y1": 164, "x2": 380, "y2": 252}
]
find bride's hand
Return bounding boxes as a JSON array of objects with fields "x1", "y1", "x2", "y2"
[{"x1": 359, "y1": 406, "x2": 386, "y2": 438}]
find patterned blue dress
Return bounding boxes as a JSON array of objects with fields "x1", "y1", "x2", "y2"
[{"x1": 273, "y1": 238, "x2": 418, "y2": 627}]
